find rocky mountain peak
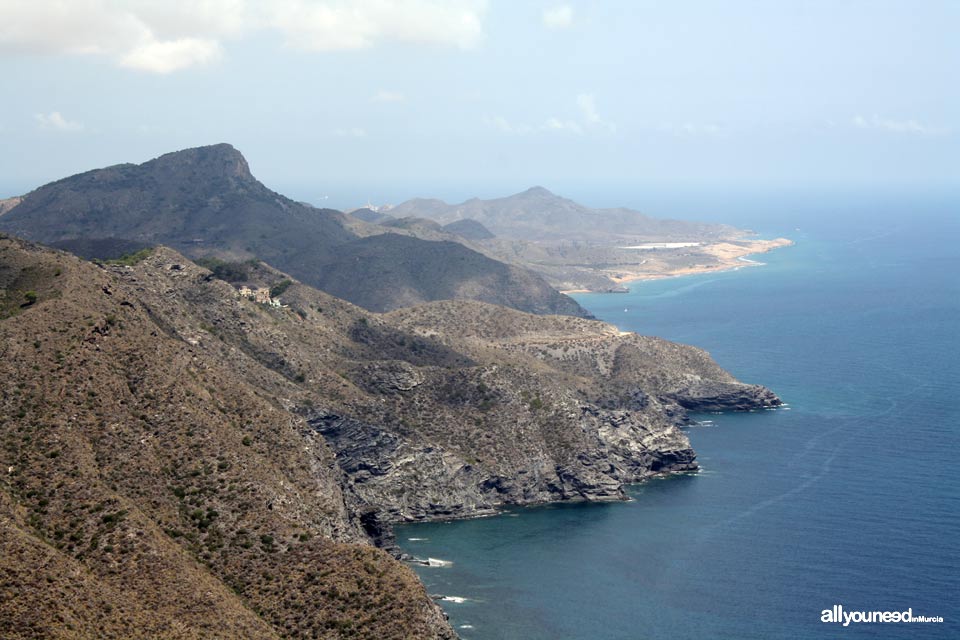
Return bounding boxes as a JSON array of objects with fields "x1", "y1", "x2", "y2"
[
  {"x1": 0, "y1": 146, "x2": 593, "y2": 318},
  {"x1": 147, "y1": 142, "x2": 253, "y2": 182}
]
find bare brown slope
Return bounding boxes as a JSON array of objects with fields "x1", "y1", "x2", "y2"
[
  {"x1": 0, "y1": 236, "x2": 454, "y2": 639},
  {"x1": 1, "y1": 234, "x2": 780, "y2": 637},
  {"x1": 385, "y1": 300, "x2": 781, "y2": 411},
  {"x1": 96, "y1": 246, "x2": 698, "y2": 523}
]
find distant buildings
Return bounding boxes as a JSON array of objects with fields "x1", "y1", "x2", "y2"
[{"x1": 237, "y1": 286, "x2": 284, "y2": 307}]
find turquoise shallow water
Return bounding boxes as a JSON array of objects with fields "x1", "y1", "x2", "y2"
[{"x1": 397, "y1": 193, "x2": 959, "y2": 639}]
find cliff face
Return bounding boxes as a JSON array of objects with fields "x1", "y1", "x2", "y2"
[
  {"x1": 369, "y1": 301, "x2": 780, "y2": 520},
  {"x1": 0, "y1": 236, "x2": 454, "y2": 639},
  {"x1": 0, "y1": 235, "x2": 779, "y2": 636}
]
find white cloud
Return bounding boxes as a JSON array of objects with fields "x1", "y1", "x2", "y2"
[
  {"x1": 129, "y1": 1, "x2": 250, "y2": 39},
  {"x1": 332, "y1": 127, "x2": 367, "y2": 137},
  {"x1": 34, "y1": 111, "x2": 84, "y2": 132},
  {"x1": 120, "y1": 37, "x2": 222, "y2": 74},
  {"x1": 542, "y1": 5, "x2": 573, "y2": 29},
  {"x1": 271, "y1": 0, "x2": 487, "y2": 52},
  {"x1": 852, "y1": 114, "x2": 949, "y2": 136},
  {"x1": 0, "y1": 1, "x2": 138, "y2": 56},
  {"x1": 0, "y1": 0, "x2": 232, "y2": 71},
  {"x1": 372, "y1": 89, "x2": 405, "y2": 103},
  {"x1": 0, "y1": 0, "x2": 488, "y2": 73}
]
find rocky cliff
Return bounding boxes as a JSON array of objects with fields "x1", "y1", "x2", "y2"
[
  {"x1": 0, "y1": 234, "x2": 780, "y2": 637},
  {"x1": 0, "y1": 235, "x2": 454, "y2": 639}
]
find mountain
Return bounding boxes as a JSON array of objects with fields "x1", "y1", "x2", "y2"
[
  {"x1": 0, "y1": 236, "x2": 454, "y2": 639},
  {"x1": 384, "y1": 187, "x2": 793, "y2": 292},
  {"x1": 0, "y1": 145, "x2": 590, "y2": 318},
  {"x1": 388, "y1": 186, "x2": 744, "y2": 243},
  {"x1": 0, "y1": 235, "x2": 779, "y2": 636},
  {"x1": 442, "y1": 218, "x2": 495, "y2": 241},
  {"x1": 0, "y1": 197, "x2": 21, "y2": 216},
  {"x1": 306, "y1": 233, "x2": 588, "y2": 315},
  {"x1": 348, "y1": 207, "x2": 395, "y2": 224}
]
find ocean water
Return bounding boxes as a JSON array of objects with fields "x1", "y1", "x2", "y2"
[{"x1": 397, "y1": 192, "x2": 959, "y2": 639}]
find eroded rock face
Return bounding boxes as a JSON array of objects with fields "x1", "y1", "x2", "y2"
[
  {"x1": 0, "y1": 238, "x2": 456, "y2": 639},
  {"x1": 354, "y1": 360, "x2": 426, "y2": 394},
  {"x1": 119, "y1": 252, "x2": 778, "y2": 533},
  {"x1": 669, "y1": 380, "x2": 783, "y2": 412},
  {"x1": 0, "y1": 236, "x2": 781, "y2": 637},
  {"x1": 299, "y1": 337, "x2": 752, "y2": 529},
  {"x1": 308, "y1": 394, "x2": 700, "y2": 525}
]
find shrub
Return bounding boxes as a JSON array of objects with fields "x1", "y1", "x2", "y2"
[
  {"x1": 195, "y1": 258, "x2": 252, "y2": 282},
  {"x1": 105, "y1": 248, "x2": 154, "y2": 266},
  {"x1": 269, "y1": 279, "x2": 293, "y2": 298}
]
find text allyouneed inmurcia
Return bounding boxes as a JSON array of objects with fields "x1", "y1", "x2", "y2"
[{"x1": 821, "y1": 605, "x2": 943, "y2": 626}]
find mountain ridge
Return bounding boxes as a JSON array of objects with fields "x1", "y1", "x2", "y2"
[
  {"x1": 0, "y1": 144, "x2": 591, "y2": 318},
  {"x1": 380, "y1": 186, "x2": 791, "y2": 292},
  {"x1": 386, "y1": 185, "x2": 744, "y2": 243},
  {"x1": 1, "y1": 233, "x2": 780, "y2": 636}
]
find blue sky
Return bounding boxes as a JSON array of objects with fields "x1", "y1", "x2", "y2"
[{"x1": 1, "y1": 0, "x2": 957, "y2": 208}]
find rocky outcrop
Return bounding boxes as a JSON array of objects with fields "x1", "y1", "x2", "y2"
[
  {"x1": 96, "y1": 248, "x2": 773, "y2": 532},
  {"x1": 0, "y1": 235, "x2": 781, "y2": 637},
  {"x1": 0, "y1": 196, "x2": 21, "y2": 216},
  {"x1": 0, "y1": 236, "x2": 456, "y2": 639},
  {"x1": 306, "y1": 403, "x2": 696, "y2": 526},
  {"x1": 669, "y1": 380, "x2": 783, "y2": 412}
]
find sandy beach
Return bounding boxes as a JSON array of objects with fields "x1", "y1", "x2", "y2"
[
  {"x1": 610, "y1": 238, "x2": 793, "y2": 284},
  {"x1": 560, "y1": 238, "x2": 793, "y2": 293}
]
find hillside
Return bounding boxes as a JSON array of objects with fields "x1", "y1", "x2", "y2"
[
  {"x1": 442, "y1": 219, "x2": 495, "y2": 241},
  {"x1": 388, "y1": 186, "x2": 743, "y2": 243},
  {"x1": 0, "y1": 145, "x2": 590, "y2": 318},
  {"x1": 347, "y1": 208, "x2": 394, "y2": 224},
  {"x1": 375, "y1": 188, "x2": 793, "y2": 292},
  {"x1": 0, "y1": 236, "x2": 453, "y2": 639},
  {"x1": 305, "y1": 234, "x2": 589, "y2": 315},
  {"x1": 0, "y1": 235, "x2": 780, "y2": 636},
  {"x1": 0, "y1": 197, "x2": 21, "y2": 216}
]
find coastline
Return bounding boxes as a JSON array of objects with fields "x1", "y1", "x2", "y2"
[{"x1": 560, "y1": 238, "x2": 793, "y2": 293}]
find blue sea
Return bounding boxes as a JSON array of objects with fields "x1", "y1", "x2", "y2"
[{"x1": 397, "y1": 190, "x2": 960, "y2": 639}]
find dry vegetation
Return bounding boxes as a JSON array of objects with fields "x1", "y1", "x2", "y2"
[
  {"x1": 0, "y1": 235, "x2": 453, "y2": 639},
  {"x1": 1, "y1": 233, "x2": 777, "y2": 637}
]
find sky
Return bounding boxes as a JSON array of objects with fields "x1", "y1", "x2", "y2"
[{"x1": 1, "y1": 0, "x2": 958, "y2": 209}]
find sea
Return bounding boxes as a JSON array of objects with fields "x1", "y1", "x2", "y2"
[{"x1": 396, "y1": 188, "x2": 959, "y2": 639}]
